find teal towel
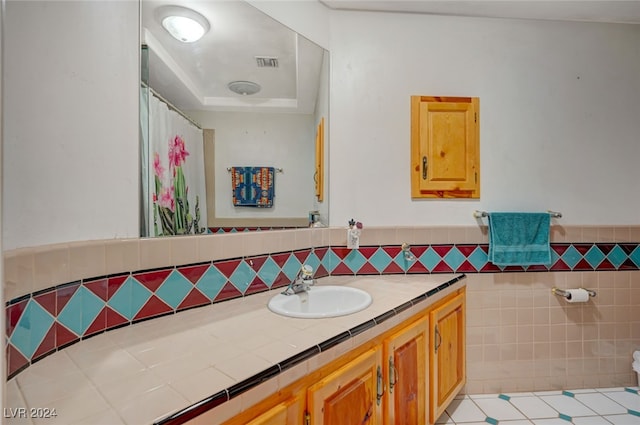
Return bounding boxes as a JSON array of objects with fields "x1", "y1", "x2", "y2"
[{"x1": 488, "y1": 212, "x2": 551, "y2": 266}]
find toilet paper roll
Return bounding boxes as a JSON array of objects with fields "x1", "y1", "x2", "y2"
[{"x1": 566, "y1": 288, "x2": 590, "y2": 303}]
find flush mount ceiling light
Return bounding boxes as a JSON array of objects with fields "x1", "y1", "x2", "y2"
[
  {"x1": 157, "y1": 6, "x2": 210, "y2": 43},
  {"x1": 228, "y1": 80, "x2": 262, "y2": 96}
]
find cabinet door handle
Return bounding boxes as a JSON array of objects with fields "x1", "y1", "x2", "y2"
[
  {"x1": 389, "y1": 356, "x2": 398, "y2": 393},
  {"x1": 435, "y1": 325, "x2": 442, "y2": 353},
  {"x1": 376, "y1": 365, "x2": 384, "y2": 406},
  {"x1": 422, "y1": 156, "x2": 428, "y2": 180}
]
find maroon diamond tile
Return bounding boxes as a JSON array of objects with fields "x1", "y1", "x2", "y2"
[
  {"x1": 33, "y1": 290, "x2": 57, "y2": 317},
  {"x1": 455, "y1": 260, "x2": 478, "y2": 273},
  {"x1": 7, "y1": 299, "x2": 29, "y2": 337},
  {"x1": 85, "y1": 278, "x2": 108, "y2": 302},
  {"x1": 177, "y1": 264, "x2": 210, "y2": 285},
  {"x1": 105, "y1": 307, "x2": 129, "y2": 329},
  {"x1": 595, "y1": 259, "x2": 616, "y2": 271},
  {"x1": 107, "y1": 274, "x2": 129, "y2": 300},
  {"x1": 85, "y1": 308, "x2": 108, "y2": 337},
  {"x1": 270, "y1": 253, "x2": 290, "y2": 268},
  {"x1": 502, "y1": 265, "x2": 526, "y2": 272},
  {"x1": 246, "y1": 255, "x2": 268, "y2": 272},
  {"x1": 272, "y1": 271, "x2": 290, "y2": 288},
  {"x1": 409, "y1": 245, "x2": 429, "y2": 257},
  {"x1": 331, "y1": 263, "x2": 354, "y2": 275},
  {"x1": 56, "y1": 283, "x2": 80, "y2": 315},
  {"x1": 177, "y1": 288, "x2": 210, "y2": 311},
  {"x1": 357, "y1": 247, "x2": 379, "y2": 259},
  {"x1": 214, "y1": 282, "x2": 243, "y2": 302},
  {"x1": 314, "y1": 247, "x2": 328, "y2": 261},
  {"x1": 550, "y1": 259, "x2": 571, "y2": 271},
  {"x1": 331, "y1": 247, "x2": 352, "y2": 260},
  {"x1": 573, "y1": 259, "x2": 594, "y2": 271},
  {"x1": 527, "y1": 264, "x2": 549, "y2": 271},
  {"x1": 133, "y1": 269, "x2": 172, "y2": 293},
  {"x1": 480, "y1": 262, "x2": 502, "y2": 272},
  {"x1": 573, "y1": 244, "x2": 593, "y2": 256},
  {"x1": 596, "y1": 243, "x2": 616, "y2": 255},
  {"x1": 356, "y1": 263, "x2": 380, "y2": 275},
  {"x1": 214, "y1": 259, "x2": 241, "y2": 279},
  {"x1": 32, "y1": 325, "x2": 56, "y2": 362},
  {"x1": 7, "y1": 344, "x2": 28, "y2": 378},
  {"x1": 407, "y1": 261, "x2": 429, "y2": 274},
  {"x1": 315, "y1": 264, "x2": 329, "y2": 278},
  {"x1": 552, "y1": 244, "x2": 570, "y2": 255},
  {"x1": 432, "y1": 245, "x2": 452, "y2": 257},
  {"x1": 620, "y1": 244, "x2": 637, "y2": 255},
  {"x1": 55, "y1": 322, "x2": 79, "y2": 348},
  {"x1": 455, "y1": 245, "x2": 477, "y2": 257},
  {"x1": 133, "y1": 296, "x2": 172, "y2": 321},
  {"x1": 382, "y1": 246, "x2": 401, "y2": 257},
  {"x1": 432, "y1": 261, "x2": 454, "y2": 273},
  {"x1": 294, "y1": 249, "x2": 311, "y2": 263},
  {"x1": 382, "y1": 262, "x2": 404, "y2": 274},
  {"x1": 245, "y1": 278, "x2": 269, "y2": 295},
  {"x1": 619, "y1": 259, "x2": 638, "y2": 270}
]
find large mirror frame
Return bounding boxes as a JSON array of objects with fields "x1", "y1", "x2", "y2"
[{"x1": 140, "y1": 0, "x2": 329, "y2": 237}]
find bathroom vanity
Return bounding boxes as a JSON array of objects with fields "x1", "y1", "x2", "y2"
[{"x1": 170, "y1": 275, "x2": 466, "y2": 425}]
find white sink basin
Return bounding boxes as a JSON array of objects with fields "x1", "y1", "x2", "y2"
[{"x1": 268, "y1": 285, "x2": 372, "y2": 319}]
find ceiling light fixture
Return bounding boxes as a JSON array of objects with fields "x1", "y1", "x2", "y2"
[
  {"x1": 157, "y1": 6, "x2": 210, "y2": 43},
  {"x1": 228, "y1": 81, "x2": 262, "y2": 96}
]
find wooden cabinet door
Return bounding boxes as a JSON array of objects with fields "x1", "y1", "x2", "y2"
[
  {"x1": 244, "y1": 392, "x2": 305, "y2": 425},
  {"x1": 429, "y1": 292, "x2": 466, "y2": 423},
  {"x1": 307, "y1": 348, "x2": 383, "y2": 425},
  {"x1": 383, "y1": 316, "x2": 429, "y2": 425},
  {"x1": 411, "y1": 96, "x2": 479, "y2": 198}
]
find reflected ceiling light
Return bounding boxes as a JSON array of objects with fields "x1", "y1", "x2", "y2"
[
  {"x1": 157, "y1": 6, "x2": 210, "y2": 43},
  {"x1": 228, "y1": 81, "x2": 262, "y2": 96}
]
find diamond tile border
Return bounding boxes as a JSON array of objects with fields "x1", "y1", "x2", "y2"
[{"x1": 6, "y1": 241, "x2": 640, "y2": 380}]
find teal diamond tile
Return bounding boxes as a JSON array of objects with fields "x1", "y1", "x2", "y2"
[
  {"x1": 196, "y1": 266, "x2": 227, "y2": 300},
  {"x1": 258, "y1": 257, "x2": 281, "y2": 288},
  {"x1": 108, "y1": 276, "x2": 152, "y2": 321},
  {"x1": 562, "y1": 390, "x2": 575, "y2": 397},
  {"x1": 418, "y1": 247, "x2": 442, "y2": 271},
  {"x1": 156, "y1": 270, "x2": 193, "y2": 309},
  {"x1": 560, "y1": 245, "x2": 582, "y2": 269},
  {"x1": 607, "y1": 245, "x2": 627, "y2": 268},
  {"x1": 323, "y1": 249, "x2": 340, "y2": 273},
  {"x1": 498, "y1": 394, "x2": 511, "y2": 401},
  {"x1": 392, "y1": 251, "x2": 409, "y2": 272},
  {"x1": 230, "y1": 261, "x2": 256, "y2": 294},
  {"x1": 58, "y1": 286, "x2": 104, "y2": 336},
  {"x1": 369, "y1": 248, "x2": 392, "y2": 272},
  {"x1": 584, "y1": 246, "x2": 605, "y2": 268},
  {"x1": 629, "y1": 246, "x2": 640, "y2": 267},
  {"x1": 10, "y1": 300, "x2": 55, "y2": 359},
  {"x1": 468, "y1": 246, "x2": 488, "y2": 271},
  {"x1": 344, "y1": 250, "x2": 367, "y2": 273},
  {"x1": 282, "y1": 255, "x2": 302, "y2": 281},
  {"x1": 629, "y1": 409, "x2": 640, "y2": 417},
  {"x1": 485, "y1": 417, "x2": 498, "y2": 425},
  {"x1": 305, "y1": 251, "x2": 321, "y2": 275},
  {"x1": 444, "y1": 246, "x2": 466, "y2": 271},
  {"x1": 559, "y1": 413, "x2": 572, "y2": 421}
]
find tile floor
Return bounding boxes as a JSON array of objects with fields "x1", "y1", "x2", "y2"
[{"x1": 438, "y1": 387, "x2": 640, "y2": 425}]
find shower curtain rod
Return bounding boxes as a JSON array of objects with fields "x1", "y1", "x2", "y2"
[{"x1": 141, "y1": 81, "x2": 202, "y2": 130}]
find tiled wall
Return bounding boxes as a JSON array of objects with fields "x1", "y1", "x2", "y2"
[{"x1": 4, "y1": 225, "x2": 640, "y2": 391}]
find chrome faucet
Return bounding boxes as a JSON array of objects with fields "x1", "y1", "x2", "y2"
[
  {"x1": 281, "y1": 264, "x2": 315, "y2": 295},
  {"x1": 401, "y1": 243, "x2": 416, "y2": 262}
]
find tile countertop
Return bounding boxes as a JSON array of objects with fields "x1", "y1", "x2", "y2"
[{"x1": 6, "y1": 273, "x2": 465, "y2": 425}]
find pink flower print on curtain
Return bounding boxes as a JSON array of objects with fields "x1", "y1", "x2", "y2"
[{"x1": 153, "y1": 135, "x2": 203, "y2": 236}]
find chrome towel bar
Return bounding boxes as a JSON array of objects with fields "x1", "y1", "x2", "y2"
[{"x1": 473, "y1": 210, "x2": 562, "y2": 218}]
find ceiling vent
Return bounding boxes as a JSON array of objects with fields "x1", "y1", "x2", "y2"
[{"x1": 255, "y1": 56, "x2": 279, "y2": 68}]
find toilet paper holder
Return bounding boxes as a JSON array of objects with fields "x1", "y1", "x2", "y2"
[{"x1": 552, "y1": 287, "x2": 596, "y2": 300}]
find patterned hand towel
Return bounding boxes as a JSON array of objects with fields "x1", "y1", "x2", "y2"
[
  {"x1": 231, "y1": 167, "x2": 275, "y2": 208},
  {"x1": 488, "y1": 212, "x2": 551, "y2": 266}
]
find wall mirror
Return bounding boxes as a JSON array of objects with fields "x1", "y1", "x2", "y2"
[{"x1": 140, "y1": 0, "x2": 329, "y2": 237}]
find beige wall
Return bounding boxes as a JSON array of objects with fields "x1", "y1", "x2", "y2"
[{"x1": 4, "y1": 225, "x2": 640, "y2": 392}]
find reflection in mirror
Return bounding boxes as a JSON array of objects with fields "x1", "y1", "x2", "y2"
[{"x1": 140, "y1": 0, "x2": 329, "y2": 236}]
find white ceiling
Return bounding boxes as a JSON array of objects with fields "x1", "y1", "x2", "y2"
[
  {"x1": 143, "y1": 1, "x2": 640, "y2": 115},
  {"x1": 142, "y1": 0, "x2": 325, "y2": 114},
  {"x1": 321, "y1": 1, "x2": 640, "y2": 25}
]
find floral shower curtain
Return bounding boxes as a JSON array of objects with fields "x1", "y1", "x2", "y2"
[{"x1": 147, "y1": 93, "x2": 207, "y2": 236}]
